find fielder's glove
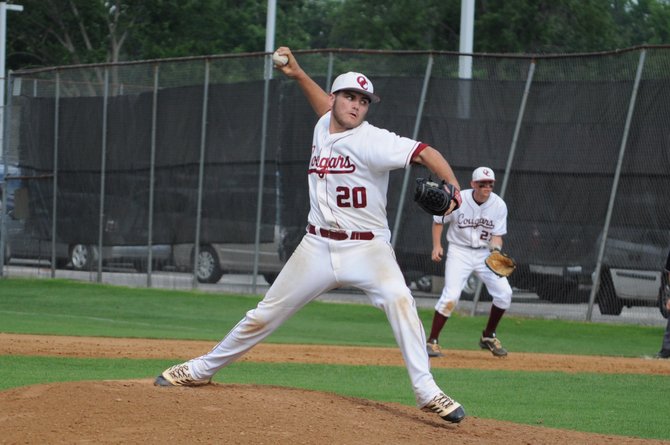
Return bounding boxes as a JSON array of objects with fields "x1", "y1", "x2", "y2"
[
  {"x1": 661, "y1": 284, "x2": 670, "y2": 319},
  {"x1": 414, "y1": 178, "x2": 461, "y2": 216},
  {"x1": 485, "y1": 248, "x2": 517, "y2": 277}
]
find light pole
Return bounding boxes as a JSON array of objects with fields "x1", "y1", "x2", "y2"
[{"x1": 0, "y1": 1, "x2": 23, "y2": 161}]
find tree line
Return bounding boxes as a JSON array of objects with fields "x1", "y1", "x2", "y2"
[{"x1": 7, "y1": 0, "x2": 670, "y2": 71}]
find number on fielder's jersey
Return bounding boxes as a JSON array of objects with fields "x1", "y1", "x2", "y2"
[{"x1": 336, "y1": 186, "x2": 367, "y2": 208}]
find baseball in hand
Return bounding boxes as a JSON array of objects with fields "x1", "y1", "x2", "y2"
[{"x1": 272, "y1": 51, "x2": 288, "y2": 67}]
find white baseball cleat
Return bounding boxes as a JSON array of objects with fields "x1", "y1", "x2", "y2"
[
  {"x1": 154, "y1": 362, "x2": 211, "y2": 387},
  {"x1": 422, "y1": 392, "x2": 466, "y2": 423}
]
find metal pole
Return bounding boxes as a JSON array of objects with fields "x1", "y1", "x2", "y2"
[
  {"x1": 458, "y1": 0, "x2": 474, "y2": 80},
  {"x1": 0, "y1": 68, "x2": 13, "y2": 277},
  {"x1": 253, "y1": 58, "x2": 272, "y2": 293},
  {"x1": 146, "y1": 64, "x2": 159, "y2": 287},
  {"x1": 251, "y1": 0, "x2": 276, "y2": 292},
  {"x1": 471, "y1": 59, "x2": 536, "y2": 315},
  {"x1": 96, "y1": 68, "x2": 110, "y2": 282},
  {"x1": 50, "y1": 72, "x2": 60, "y2": 278},
  {"x1": 586, "y1": 49, "x2": 646, "y2": 321},
  {"x1": 392, "y1": 55, "x2": 433, "y2": 248},
  {"x1": 457, "y1": 0, "x2": 474, "y2": 119},
  {"x1": 264, "y1": 0, "x2": 276, "y2": 80},
  {"x1": 192, "y1": 59, "x2": 210, "y2": 289},
  {"x1": 0, "y1": 2, "x2": 22, "y2": 161},
  {"x1": 326, "y1": 52, "x2": 334, "y2": 92}
]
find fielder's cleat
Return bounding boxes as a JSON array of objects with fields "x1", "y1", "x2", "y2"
[
  {"x1": 422, "y1": 392, "x2": 465, "y2": 423},
  {"x1": 479, "y1": 333, "x2": 508, "y2": 357},
  {"x1": 426, "y1": 339, "x2": 444, "y2": 358},
  {"x1": 154, "y1": 362, "x2": 211, "y2": 387}
]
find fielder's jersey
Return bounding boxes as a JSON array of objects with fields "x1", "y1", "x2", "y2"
[
  {"x1": 433, "y1": 189, "x2": 508, "y2": 248},
  {"x1": 308, "y1": 111, "x2": 425, "y2": 235}
]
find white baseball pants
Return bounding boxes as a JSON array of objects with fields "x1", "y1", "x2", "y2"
[
  {"x1": 188, "y1": 232, "x2": 444, "y2": 406},
  {"x1": 435, "y1": 243, "x2": 513, "y2": 317}
]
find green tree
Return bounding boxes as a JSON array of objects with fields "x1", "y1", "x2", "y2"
[
  {"x1": 327, "y1": 0, "x2": 460, "y2": 50},
  {"x1": 8, "y1": 0, "x2": 136, "y2": 68},
  {"x1": 476, "y1": 0, "x2": 625, "y2": 53},
  {"x1": 6, "y1": 0, "x2": 670, "y2": 71}
]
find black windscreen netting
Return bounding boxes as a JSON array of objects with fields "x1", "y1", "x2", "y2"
[{"x1": 4, "y1": 48, "x2": 669, "y2": 318}]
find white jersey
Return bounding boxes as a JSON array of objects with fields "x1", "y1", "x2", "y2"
[
  {"x1": 433, "y1": 189, "x2": 508, "y2": 248},
  {"x1": 308, "y1": 111, "x2": 425, "y2": 238}
]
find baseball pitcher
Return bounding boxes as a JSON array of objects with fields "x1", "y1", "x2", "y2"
[{"x1": 155, "y1": 47, "x2": 466, "y2": 424}]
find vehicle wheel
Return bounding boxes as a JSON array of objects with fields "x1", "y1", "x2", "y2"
[
  {"x1": 596, "y1": 268, "x2": 623, "y2": 315},
  {"x1": 659, "y1": 284, "x2": 669, "y2": 319},
  {"x1": 70, "y1": 244, "x2": 95, "y2": 271},
  {"x1": 263, "y1": 273, "x2": 278, "y2": 285},
  {"x1": 416, "y1": 275, "x2": 432, "y2": 292},
  {"x1": 195, "y1": 245, "x2": 223, "y2": 284}
]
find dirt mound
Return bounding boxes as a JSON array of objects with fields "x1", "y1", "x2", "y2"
[
  {"x1": 1, "y1": 380, "x2": 665, "y2": 445},
  {"x1": 2, "y1": 334, "x2": 669, "y2": 444}
]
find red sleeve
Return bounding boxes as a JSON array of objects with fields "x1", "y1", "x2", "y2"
[{"x1": 409, "y1": 143, "x2": 429, "y2": 164}]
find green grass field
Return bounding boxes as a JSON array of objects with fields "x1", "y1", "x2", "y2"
[{"x1": 0, "y1": 277, "x2": 667, "y2": 441}]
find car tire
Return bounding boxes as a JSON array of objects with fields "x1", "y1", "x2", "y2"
[
  {"x1": 70, "y1": 244, "x2": 96, "y2": 271},
  {"x1": 195, "y1": 245, "x2": 223, "y2": 284},
  {"x1": 263, "y1": 273, "x2": 278, "y2": 285},
  {"x1": 596, "y1": 268, "x2": 623, "y2": 316},
  {"x1": 416, "y1": 275, "x2": 432, "y2": 292},
  {"x1": 659, "y1": 284, "x2": 669, "y2": 319}
]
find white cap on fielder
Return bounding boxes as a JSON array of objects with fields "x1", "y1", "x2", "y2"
[
  {"x1": 331, "y1": 72, "x2": 381, "y2": 103},
  {"x1": 472, "y1": 166, "x2": 495, "y2": 182}
]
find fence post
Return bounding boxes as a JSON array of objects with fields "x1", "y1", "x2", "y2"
[
  {"x1": 96, "y1": 67, "x2": 110, "y2": 282},
  {"x1": 0, "y1": 70, "x2": 13, "y2": 278},
  {"x1": 586, "y1": 49, "x2": 647, "y2": 321},
  {"x1": 391, "y1": 54, "x2": 433, "y2": 249},
  {"x1": 326, "y1": 52, "x2": 334, "y2": 92},
  {"x1": 146, "y1": 64, "x2": 159, "y2": 288},
  {"x1": 192, "y1": 59, "x2": 210, "y2": 289},
  {"x1": 471, "y1": 59, "x2": 536, "y2": 315},
  {"x1": 50, "y1": 72, "x2": 60, "y2": 278},
  {"x1": 252, "y1": 54, "x2": 273, "y2": 293}
]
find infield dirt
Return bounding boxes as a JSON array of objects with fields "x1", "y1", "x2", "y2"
[{"x1": 1, "y1": 333, "x2": 669, "y2": 444}]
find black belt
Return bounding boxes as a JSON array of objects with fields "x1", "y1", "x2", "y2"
[{"x1": 307, "y1": 224, "x2": 374, "y2": 241}]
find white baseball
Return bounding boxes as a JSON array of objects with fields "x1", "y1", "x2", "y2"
[{"x1": 272, "y1": 51, "x2": 288, "y2": 66}]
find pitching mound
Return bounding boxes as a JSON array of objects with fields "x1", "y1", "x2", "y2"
[
  {"x1": 1, "y1": 380, "x2": 665, "y2": 445},
  {"x1": 1, "y1": 334, "x2": 669, "y2": 444}
]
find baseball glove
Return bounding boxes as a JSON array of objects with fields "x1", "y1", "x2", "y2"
[
  {"x1": 485, "y1": 249, "x2": 517, "y2": 277},
  {"x1": 414, "y1": 178, "x2": 461, "y2": 215}
]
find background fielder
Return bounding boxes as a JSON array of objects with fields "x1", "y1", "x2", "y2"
[
  {"x1": 155, "y1": 47, "x2": 467, "y2": 424},
  {"x1": 426, "y1": 167, "x2": 513, "y2": 358}
]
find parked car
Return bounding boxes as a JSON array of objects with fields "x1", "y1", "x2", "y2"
[
  {"x1": 594, "y1": 229, "x2": 670, "y2": 316},
  {"x1": 172, "y1": 231, "x2": 285, "y2": 284},
  {"x1": 1, "y1": 168, "x2": 173, "y2": 271}
]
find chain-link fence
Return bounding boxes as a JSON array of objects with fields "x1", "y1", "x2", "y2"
[{"x1": 1, "y1": 47, "x2": 669, "y2": 324}]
